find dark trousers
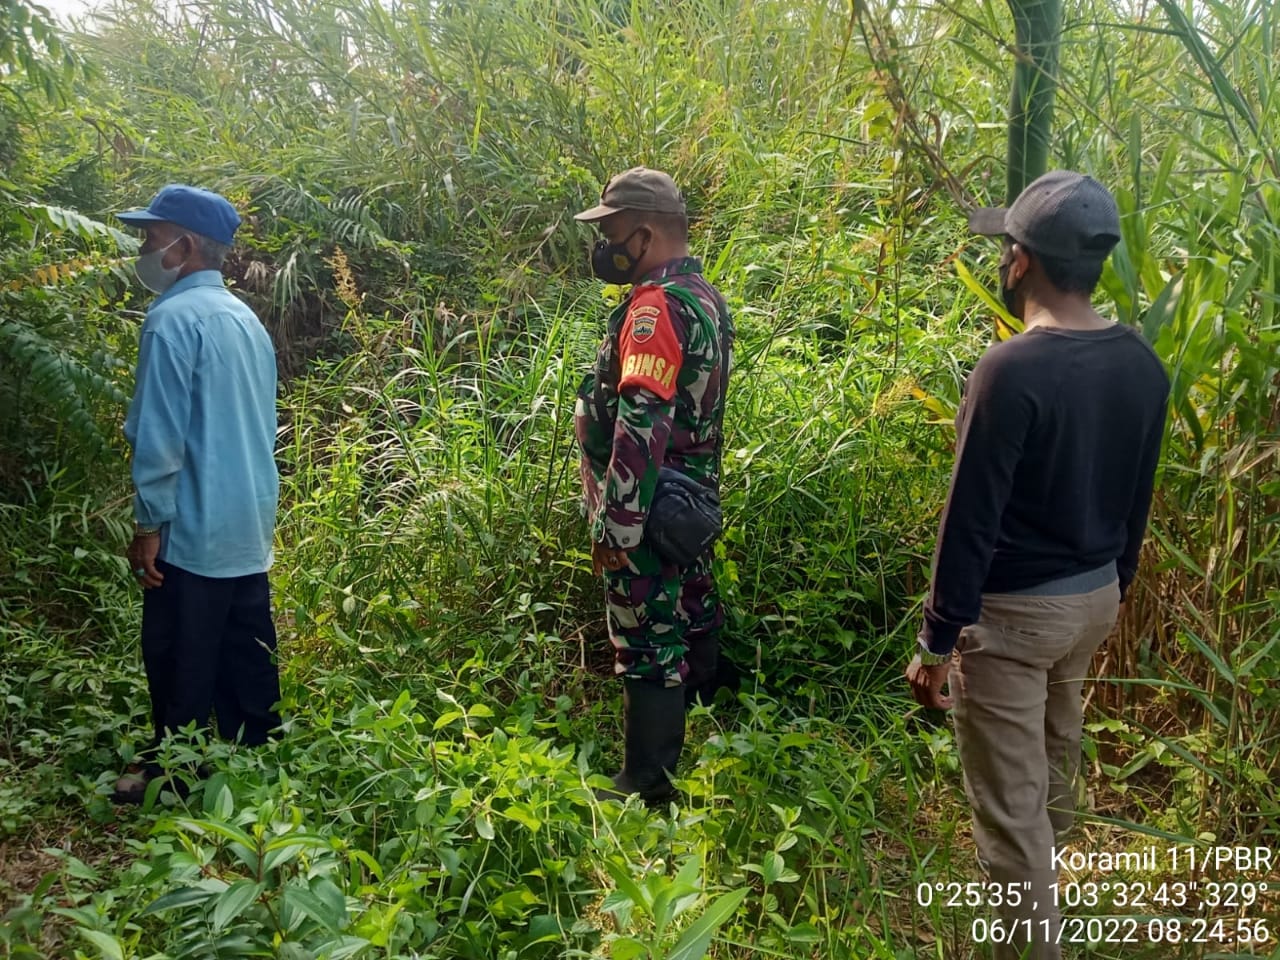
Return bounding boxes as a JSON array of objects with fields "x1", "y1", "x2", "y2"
[{"x1": 140, "y1": 560, "x2": 281, "y2": 764}]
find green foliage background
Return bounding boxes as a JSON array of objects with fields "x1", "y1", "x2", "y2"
[{"x1": 1, "y1": 0, "x2": 1278, "y2": 957}]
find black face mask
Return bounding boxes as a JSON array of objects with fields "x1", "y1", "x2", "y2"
[
  {"x1": 999, "y1": 259, "x2": 1022, "y2": 318},
  {"x1": 591, "y1": 227, "x2": 648, "y2": 284}
]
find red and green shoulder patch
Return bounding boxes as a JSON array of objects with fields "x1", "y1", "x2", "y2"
[{"x1": 618, "y1": 285, "x2": 683, "y2": 401}]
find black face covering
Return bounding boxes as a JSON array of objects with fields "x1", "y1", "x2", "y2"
[
  {"x1": 590, "y1": 227, "x2": 648, "y2": 284},
  {"x1": 999, "y1": 257, "x2": 1022, "y2": 318}
]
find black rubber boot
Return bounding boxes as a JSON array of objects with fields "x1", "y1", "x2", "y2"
[
  {"x1": 683, "y1": 631, "x2": 742, "y2": 710},
  {"x1": 596, "y1": 678, "x2": 686, "y2": 806},
  {"x1": 683, "y1": 629, "x2": 719, "y2": 711}
]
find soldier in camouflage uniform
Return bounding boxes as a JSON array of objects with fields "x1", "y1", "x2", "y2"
[{"x1": 573, "y1": 167, "x2": 734, "y2": 804}]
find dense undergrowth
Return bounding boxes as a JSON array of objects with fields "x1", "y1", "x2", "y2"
[{"x1": 2, "y1": 0, "x2": 1279, "y2": 956}]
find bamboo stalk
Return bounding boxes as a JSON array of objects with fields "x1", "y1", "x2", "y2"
[{"x1": 1005, "y1": 0, "x2": 1063, "y2": 202}]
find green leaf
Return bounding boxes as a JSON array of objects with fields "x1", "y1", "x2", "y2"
[
  {"x1": 263, "y1": 833, "x2": 334, "y2": 874},
  {"x1": 475, "y1": 814, "x2": 495, "y2": 840},
  {"x1": 600, "y1": 889, "x2": 634, "y2": 914},
  {"x1": 212, "y1": 783, "x2": 234, "y2": 819},
  {"x1": 142, "y1": 885, "x2": 217, "y2": 915},
  {"x1": 526, "y1": 914, "x2": 563, "y2": 942},
  {"x1": 433, "y1": 710, "x2": 464, "y2": 730},
  {"x1": 762, "y1": 851, "x2": 783, "y2": 884},
  {"x1": 346, "y1": 848, "x2": 384, "y2": 882},
  {"x1": 56, "y1": 855, "x2": 100, "y2": 882},
  {"x1": 312, "y1": 935, "x2": 371, "y2": 959},
  {"x1": 211, "y1": 879, "x2": 264, "y2": 932},
  {"x1": 610, "y1": 937, "x2": 650, "y2": 960},
  {"x1": 202, "y1": 772, "x2": 229, "y2": 814},
  {"x1": 489, "y1": 886, "x2": 540, "y2": 920},
  {"x1": 761, "y1": 850, "x2": 799, "y2": 884},
  {"x1": 309, "y1": 876, "x2": 348, "y2": 926},
  {"x1": 603, "y1": 860, "x2": 652, "y2": 919},
  {"x1": 664, "y1": 887, "x2": 750, "y2": 960},
  {"x1": 31, "y1": 870, "x2": 58, "y2": 900},
  {"x1": 263, "y1": 843, "x2": 306, "y2": 873},
  {"x1": 954, "y1": 258, "x2": 1021, "y2": 337},
  {"x1": 283, "y1": 883, "x2": 344, "y2": 932},
  {"x1": 784, "y1": 922, "x2": 823, "y2": 943},
  {"x1": 174, "y1": 817, "x2": 256, "y2": 849},
  {"x1": 1141, "y1": 274, "x2": 1182, "y2": 344},
  {"x1": 78, "y1": 930, "x2": 125, "y2": 960},
  {"x1": 674, "y1": 857, "x2": 700, "y2": 890},
  {"x1": 21, "y1": 202, "x2": 138, "y2": 250},
  {"x1": 1179, "y1": 628, "x2": 1236, "y2": 685},
  {"x1": 499, "y1": 802, "x2": 542, "y2": 832}
]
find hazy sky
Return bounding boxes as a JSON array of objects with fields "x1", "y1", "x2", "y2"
[{"x1": 38, "y1": 0, "x2": 100, "y2": 25}]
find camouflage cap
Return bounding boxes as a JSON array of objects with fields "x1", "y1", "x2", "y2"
[
  {"x1": 574, "y1": 167, "x2": 687, "y2": 222},
  {"x1": 969, "y1": 170, "x2": 1120, "y2": 261}
]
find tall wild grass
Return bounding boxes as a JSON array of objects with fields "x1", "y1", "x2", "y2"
[{"x1": 1, "y1": 0, "x2": 1278, "y2": 956}]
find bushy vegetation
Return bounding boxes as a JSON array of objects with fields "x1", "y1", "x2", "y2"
[{"x1": 1, "y1": 0, "x2": 1278, "y2": 956}]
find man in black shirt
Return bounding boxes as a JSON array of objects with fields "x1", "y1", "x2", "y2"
[{"x1": 906, "y1": 171, "x2": 1170, "y2": 960}]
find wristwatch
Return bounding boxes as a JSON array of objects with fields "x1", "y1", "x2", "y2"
[{"x1": 916, "y1": 639, "x2": 952, "y2": 666}]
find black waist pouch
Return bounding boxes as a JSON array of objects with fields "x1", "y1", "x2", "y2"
[{"x1": 645, "y1": 467, "x2": 723, "y2": 568}]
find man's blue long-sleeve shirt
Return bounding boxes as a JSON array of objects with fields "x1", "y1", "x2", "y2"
[{"x1": 123, "y1": 270, "x2": 278, "y2": 578}]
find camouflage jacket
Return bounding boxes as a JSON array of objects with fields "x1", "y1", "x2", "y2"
[{"x1": 574, "y1": 257, "x2": 734, "y2": 550}]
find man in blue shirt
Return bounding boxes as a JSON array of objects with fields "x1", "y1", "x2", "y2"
[{"x1": 111, "y1": 184, "x2": 281, "y2": 804}]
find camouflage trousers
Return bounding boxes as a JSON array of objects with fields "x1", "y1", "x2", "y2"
[{"x1": 604, "y1": 544, "x2": 723, "y2": 686}]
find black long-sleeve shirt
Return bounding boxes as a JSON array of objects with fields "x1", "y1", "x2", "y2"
[{"x1": 921, "y1": 323, "x2": 1170, "y2": 655}]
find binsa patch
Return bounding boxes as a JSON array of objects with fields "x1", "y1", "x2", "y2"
[{"x1": 619, "y1": 286, "x2": 682, "y2": 401}]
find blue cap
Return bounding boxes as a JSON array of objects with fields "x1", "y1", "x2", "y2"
[{"x1": 117, "y1": 184, "x2": 242, "y2": 246}]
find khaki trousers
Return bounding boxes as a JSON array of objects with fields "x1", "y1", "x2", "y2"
[{"x1": 953, "y1": 582, "x2": 1120, "y2": 960}]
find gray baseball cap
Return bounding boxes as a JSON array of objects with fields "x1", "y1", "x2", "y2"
[
  {"x1": 969, "y1": 170, "x2": 1120, "y2": 260},
  {"x1": 574, "y1": 166, "x2": 687, "y2": 221}
]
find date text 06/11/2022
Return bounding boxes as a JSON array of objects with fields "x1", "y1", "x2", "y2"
[{"x1": 970, "y1": 916, "x2": 1272, "y2": 947}]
